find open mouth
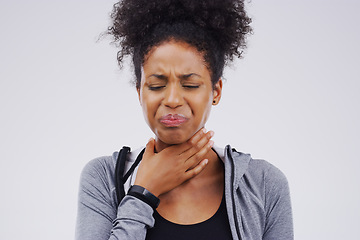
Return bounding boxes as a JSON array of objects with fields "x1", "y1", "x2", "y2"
[{"x1": 159, "y1": 114, "x2": 189, "y2": 127}]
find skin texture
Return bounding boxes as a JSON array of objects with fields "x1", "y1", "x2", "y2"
[
  {"x1": 137, "y1": 40, "x2": 222, "y2": 152},
  {"x1": 134, "y1": 40, "x2": 225, "y2": 224}
]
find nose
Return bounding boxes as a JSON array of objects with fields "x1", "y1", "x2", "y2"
[{"x1": 163, "y1": 83, "x2": 183, "y2": 108}]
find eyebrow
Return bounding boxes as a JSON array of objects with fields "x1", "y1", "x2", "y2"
[
  {"x1": 149, "y1": 73, "x2": 201, "y2": 80},
  {"x1": 180, "y1": 73, "x2": 201, "y2": 80},
  {"x1": 149, "y1": 74, "x2": 167, "y2": 80}
]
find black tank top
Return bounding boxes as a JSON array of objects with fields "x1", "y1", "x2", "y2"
[{"x1": 146, "y1": 196, "x2": 233, "y2": 240}]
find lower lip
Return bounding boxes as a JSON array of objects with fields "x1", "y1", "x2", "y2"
[{"x1": 160, "y1": 118, "x2": 188, "y2": 127}]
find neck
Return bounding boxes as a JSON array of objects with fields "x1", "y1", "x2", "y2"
[
  {"x1": 154, "y1": 137, "x2": 171, "y2": 153},
  {"x1": 153, "y1": 137, "x2": 223, "y2": 179}
]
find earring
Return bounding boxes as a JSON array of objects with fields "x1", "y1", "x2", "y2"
[{"x1": 213, "y1": 100, "x2": 216, "y2": 104}]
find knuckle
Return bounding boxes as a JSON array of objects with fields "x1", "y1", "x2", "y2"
[
  {"x1": 190, "y1": 130, "x2": 204, "y2": 145},
  {"x1": 194, "y1": 141, "x2": 203, "y2": 150},
  {"x1": 196, "y1": 128, "x2": 205, "y2": 137},
  {"x1": 191, "y1": 155, "x2": 200, "y2": 164},
  {"x1": 188, "y1": 138, "x2": 197, "y2": 146},
  {"x1": 192, "y1": 168, "x2": 200, "y2": 176}
]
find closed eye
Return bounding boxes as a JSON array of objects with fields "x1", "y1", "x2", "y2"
[
  {"x1": 148, "y1": 86, "x2": 165, "y2": 91},
  {"x1": 183, "y1": 85, "x2": 200, "y2": 89}
]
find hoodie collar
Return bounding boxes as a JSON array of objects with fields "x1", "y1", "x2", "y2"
[{"x1": 221, "y1": 145, "x2": 252, "y2": 188}]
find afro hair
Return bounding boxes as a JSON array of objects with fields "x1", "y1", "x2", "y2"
[{"x1": 107, "y1": 0, "x2": 252, "y2": 88}]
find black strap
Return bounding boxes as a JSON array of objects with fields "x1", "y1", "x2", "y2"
[
  {"x1": 115, "y1": 146, "x2": 145, "y2": 205},
  {"x1": 115, "y1": 146, "x2": 130, "y2": 205}
]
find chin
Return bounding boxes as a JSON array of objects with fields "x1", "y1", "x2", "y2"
[
  {"x1": 160, "y1": 136, "x2": 185, "y2": 145},
  {"x1": 157, "y1": 131, "x2": 189, "y2": 145}
]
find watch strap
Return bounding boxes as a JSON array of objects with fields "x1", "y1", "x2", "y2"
[{"x1": 127, "y1": 185, "x2": 160, "y2": 209}]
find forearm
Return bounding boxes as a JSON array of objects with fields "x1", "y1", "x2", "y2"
[
  {"x1": 76, "y1": 195, "x2": 154, "y2": 240},
  {"x1": 110, "y1": 195, "x2": 155, "y2": 239},
  {"x1": 76, "y1": 158, "x2": 155, "y2": 240}
]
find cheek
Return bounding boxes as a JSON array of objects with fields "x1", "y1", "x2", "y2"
[
  {"x1": 139, "y1": 92, "x2": 151, "y2": 123},
  {"x1": 140, "y1": 92, "x2": 159, "y2": 125},
  {"x1": 202, "y1": 101, "x2": 213, "y2": 122},
  {"x1": 192, "y1": 92, "x2": 213, "y2": 122}
]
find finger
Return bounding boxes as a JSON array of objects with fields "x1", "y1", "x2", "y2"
[
  {"x1": 187, "y1": 128, "x2": 207, "y2": 148},
  {"x1": 184, "y1": 159, "x2": 209, "y2": 180},
  {"x1": 182, "y1": 130, "x2": 214, "y2": 160},
  {"x1": 184, "y1": 139, "x2": 214, "y2": 169},
  {"x1": 164, "y1": 127, "x2": 207, "y2": 155}
]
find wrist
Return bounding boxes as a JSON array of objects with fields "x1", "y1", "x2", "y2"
[
  {"x1": 127, "y1": 185, "x2": 160, "y2": 209},
  {"x1": 134, "y1": 180, "x2": 160, "y2": 197}
]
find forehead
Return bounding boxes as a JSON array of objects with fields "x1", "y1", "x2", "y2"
[{"x1": 142, "y1": 41, "x2": 208, "y2": 73}]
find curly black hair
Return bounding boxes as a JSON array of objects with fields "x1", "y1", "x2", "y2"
[{"x1": 107, "y1": 0, "x2": 252, "y2": 88}]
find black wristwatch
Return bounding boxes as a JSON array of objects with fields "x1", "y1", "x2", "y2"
[{"x1": 127, "y1": 185, "x2": 160, "y2": 209}]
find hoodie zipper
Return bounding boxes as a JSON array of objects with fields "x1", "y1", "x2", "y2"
[{"x1": 227, "y1": 146, "x2": 242, "y2": 239}]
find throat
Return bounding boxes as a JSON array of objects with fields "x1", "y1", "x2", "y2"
[{"x1": 156, "y1": 153, "x2": 225, "y2": 225}]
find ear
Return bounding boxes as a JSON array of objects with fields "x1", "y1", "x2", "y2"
[
  {"x1": 137, "y1": 87, "x2": 142, "y2": 106},
  {"x1": 212, "y1": 79, "x2": 223, "y2": 105}
]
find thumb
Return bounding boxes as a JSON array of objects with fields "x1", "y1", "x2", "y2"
[{"x1": 144, "y1": 138, "x2": 155, "y2": 157}]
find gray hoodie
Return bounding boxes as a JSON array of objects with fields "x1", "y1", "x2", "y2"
[{"x1": 76, "y1": 145, "x2": 293, "y2": 239}]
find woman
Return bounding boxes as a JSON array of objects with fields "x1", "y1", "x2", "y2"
[{"x1": 76, "y1": 0, "x2": 293, "y2": 239}]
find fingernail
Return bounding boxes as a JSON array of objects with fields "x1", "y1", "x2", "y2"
[
  {"x1": 202, "y1": 128, "x2": 207, "y2": 133},
  {"x1": 209, "y1": 140, "x2": 214, "y2": 147},
  {"x1": 209, "y1": 131, "x2": 214, "y2": 137},
  {"x1": 204, "y1": 159, "x2": 209, "y2": 165}
]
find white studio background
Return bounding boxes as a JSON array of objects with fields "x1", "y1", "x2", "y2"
[{"x1": 0, "y1": 0, "x2": 359, "y2": 239}]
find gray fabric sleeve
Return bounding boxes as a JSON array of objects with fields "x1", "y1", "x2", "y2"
[
  {"x1": 75, "y1": 158, "x2": 154, "y2": 240},
  {"x1": 262, "y1": 164, "x2": 293, "y2": 240}
]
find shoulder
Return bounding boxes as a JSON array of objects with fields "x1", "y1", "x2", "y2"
[
  {"x1": 225, "y1": 145, "x2": 289, "y2": 186},
  {"x1": 219, "y1": 145, "x2": 293, "y2": 238},
  {"x1": 79, "y1": 154, "x2": 117, "y2": 195},
  {"x1": 243, "y1": 156, "x2": 293, "y2": 237},
  {"x1": 225, "y1": 145, "x2": 290, "y2": 201},
  {"x1": 80, "y1": 154, "x2": 117, "y2": 181},
  {"x1": 79, "y1": 148, "x2": 143, "y2": 191},
  {"x1": 243, "y1": 157, "x2": 291, "y2": 213},
  {"x1": 248, "y1": 158, "x2": 289, "y2": 187}
]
